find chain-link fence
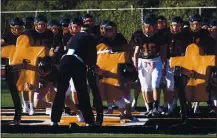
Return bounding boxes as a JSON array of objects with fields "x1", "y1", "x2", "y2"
[{"x1": 1, "y1": 7, "x2": 216, "y2": 41}]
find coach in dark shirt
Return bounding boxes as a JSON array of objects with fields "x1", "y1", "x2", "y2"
[{"x1": 51, "y1": 24, "x2": 97, "y2": 126}]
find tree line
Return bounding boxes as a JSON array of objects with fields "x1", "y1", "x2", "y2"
[{"x1": 1, "y1": 0, "x2": 216, "y2": 40}]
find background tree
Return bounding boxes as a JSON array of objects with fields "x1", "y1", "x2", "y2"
[{"x1": 1, "y1": 0, "x2": 216, "y2": 40}]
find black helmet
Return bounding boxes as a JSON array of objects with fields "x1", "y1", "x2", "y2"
[
  {"x1": 38, "y1": 56, "x2": 53, "y2": 76},
  {"x1": 143, "y1": 17, "x2": 156, "y2": 25},
  {"x1": 209, "y1": 19, "x2": 217, "y2": 27},
  {"x1": 104, "y1": 21, "x2": 117, "y2": 28},
  {"x1": 103, "y1": 21, "x2": 117, "y2": 38},
  {"x1": 23, "y1": 16, "x2": 34, "y2": 29},
  {"x1": 201, "y1": 18, "x2": 209, "y2": 26},
  {"x1": 157, "y1": 15, "x2": 166, "y2": 21},
  {"x1": 60, "y1": 18, "x2": 70, "y2": 27},
  {"x1": 170, "y1": 16, "x2": 183, "y2": 24},
  {"x1": 47, "y1": 20, "x2": 60, "y2": 28},
  {"x1": 170, "y1": 16, "x2": 183, "y2": 34},
  {"x1": 23, "y1": 16, "x2": 34, "y2": 23},
  {"x1": 34, "y1": 14, "x2": 47, "y2": 23},
  {"x1": 10, "y1": 17, "x2": 24, "y2": 26},
  {"x1": 70, "y1": 17, "x2": 83, "y2": 26},
  {"x1": 119, "y1": 63, "x2": 138, "y2": 81},
  {"x1": 189, "y1": 14, "x2": 201, "y2": 22},
  {"x1": 82, "y1": 13, "x2": 94, "y2": 25},
  {"x1": 183, "y1": 20, "x2": 190, "y2": 28},
  {"x1": 100, "y1": 20, "x2": 109, "y2": 36},
  {"x1": 100, "y1": 20, "x2": 109, "y2": 27}
]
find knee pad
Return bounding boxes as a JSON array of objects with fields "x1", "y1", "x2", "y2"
[{"x1": 115, "y1": 97, "x2": 126, "y2": 109}]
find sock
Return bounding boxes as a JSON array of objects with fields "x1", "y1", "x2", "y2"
[
  {"x1": 168, "y1": 103, "x2": 173, "y2": 112},
  {"x1": 29, "y1": 103, "x2": 34, "y2": 110},
  {"x1": 107, "y1": 103, "x2": 113, "y2": 110},
  {"x1": 153, "y1": 100, "x2": 159, "y2": 109},
  {"x1": 148, "y1": 102, "x2": 153, "y2": 110},
  {"x1": 172, "y1": 97, "x2": 177, "y2": 105},
  {"x1": 145, "y1": 103, "x2": 149, "y2": 111},
  {"x1": 163, "y1": 102, "x2": 168, "y2": 108}
]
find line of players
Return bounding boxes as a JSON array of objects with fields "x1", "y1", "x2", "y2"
[{"x1": 1, "y1": 13, "x2": 216, "y2": 124}]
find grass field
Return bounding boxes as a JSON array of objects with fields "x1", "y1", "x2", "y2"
[
  {"x1": 1, "y1": 133, "x2": 216, "y2": 138},
  {"x1": 1, "y1": 81, "x2": 214, "y2": 138}
]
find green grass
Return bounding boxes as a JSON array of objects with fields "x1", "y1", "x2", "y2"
[
  {"x1": 1, "y1": 81, "x2": 212, "y2": 138},
  {"x1": 1, "y1": 133, "x2": 216, "y2": 138},
  {"x1": 1, "y1": 81, "x2": 208, "y2": 107}
]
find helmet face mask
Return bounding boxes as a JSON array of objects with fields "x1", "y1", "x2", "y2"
[
  {"x1": 170, "y1": 23, "x2": 182, "y2": 34},
  {"x1": 10, "y1": 25, "x2": 24, "y2": 35},
  {"x1": 104, "y1": 27, "x2": 116, "y2": 38},
  {"x1": 209, "y1": 26, "x2": 217, "y2": 39},
  {"x1": 51, "y1": 25, "x2": 59, "y2": 34},
  {"x1": 103, "y1": 21, "x2": 117, "y2": 38},
  {"x1": 142, "y1": 24, "x2": 156, "y2": 37},
  {"x1": 100, "y1": 26, "x2": 106, "y2": 36},
  {"x1": 70, "y1": 24, "x2": 81, "y2": 35},
  {"x1": 62, "y1": 26, "x2": 70, "y2": 34},
  {"x1": 157, "y1": 20, "x2": 167, "y2": 30},
  {"x1": 34, "y1": 21, "x2": 47, "y2": 33},
  {"x1": 201, "y1": 25, "x2": 209, "y2": 30},
  {"x1": 190, "y1": 21, "x2": 201, "y2": 32},
  {"x1": 83, "y1": 18, "x2": 94, "y2": 25}
]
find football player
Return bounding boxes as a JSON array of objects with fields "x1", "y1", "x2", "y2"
[{"x1": 133, "y1": 15, "x2": 168, "y2": 117}]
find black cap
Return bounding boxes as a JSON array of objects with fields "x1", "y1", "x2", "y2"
[{"x1": 10, "y1": 17, "x2": 24, "y2": 26}]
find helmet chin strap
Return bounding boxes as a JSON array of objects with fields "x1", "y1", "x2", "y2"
[
  {"x1": 35, "y1": 29, "x2": 46, "y2": 33},
  {"x1": 144, "y1": 32, "x2": 154, "y2": 37}
]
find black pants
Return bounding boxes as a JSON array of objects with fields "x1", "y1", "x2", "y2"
[
  {"x1": 5, "y1": 69, "x2": 22, "y2": 116},
  {"x1": 174, "y1": 76, "x2": 188, "y2": 121},
  {"x1": 51, "y1": 55, "x2": 94, "y2": 124},
  {"x1": 87, "y1": 70, "x2": 103, "y2": 115}
]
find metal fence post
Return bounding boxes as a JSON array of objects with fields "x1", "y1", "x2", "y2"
[
  {"x1": 141, "y1": 8, "x2": 143, "y2": 24},
  {"x1": 199, "y1": 7, "x2": 202, "y2": 15}
]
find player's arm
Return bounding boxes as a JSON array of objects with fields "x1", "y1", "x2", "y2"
[
  {"x1": 133, "y1": 45, "x2": 140, "y2": 71},
  {"x1": 1, "y1": 39, "x2": 6, "y2": 46}
]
